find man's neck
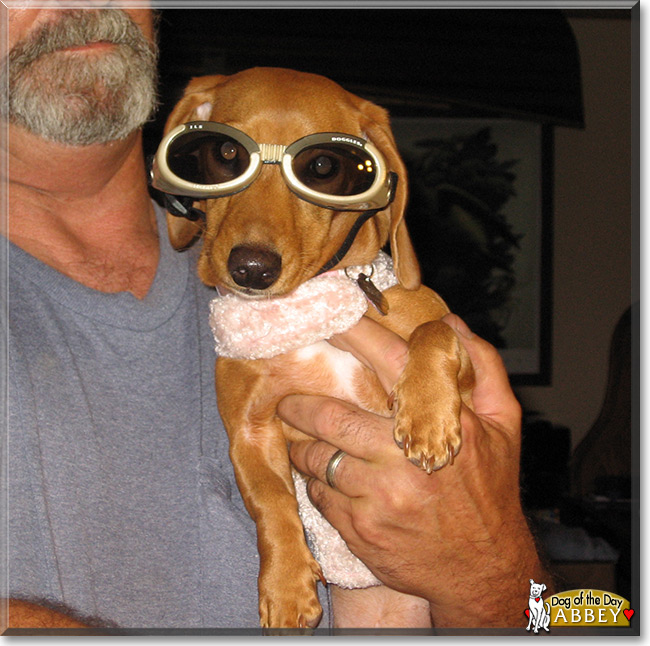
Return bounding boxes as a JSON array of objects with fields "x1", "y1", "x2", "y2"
[{"x1": 4, "y1": 123, "x2": 160, "y2": 298}]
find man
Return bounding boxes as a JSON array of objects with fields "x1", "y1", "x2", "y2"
[{"x1": 2, "y1": 4, "x2": 551, "y2": 631}]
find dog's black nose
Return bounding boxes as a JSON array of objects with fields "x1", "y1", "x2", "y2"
[{"x1": 228, "y1": 245, "x2": 282, "y2": 290}]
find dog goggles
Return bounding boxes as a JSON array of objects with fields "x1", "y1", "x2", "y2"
[{"x1": 151, "y1": 121, "x2": 397, "y2": 212}]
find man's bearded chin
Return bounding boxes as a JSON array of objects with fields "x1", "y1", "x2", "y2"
[{"x1": 1, "y1": 9, "x2": 159, "y2": 146}]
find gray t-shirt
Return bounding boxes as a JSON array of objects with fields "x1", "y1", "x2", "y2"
[{"x1": 4, "y1": 203, "x2": 330, "y2": 631}]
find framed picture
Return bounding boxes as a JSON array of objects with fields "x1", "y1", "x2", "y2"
[{"x1": 390, "y1": 118, "x2": 553, "y2": 385}]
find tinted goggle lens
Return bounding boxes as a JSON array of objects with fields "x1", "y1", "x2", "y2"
[
  {"x1": 167, "y1": 131, "x2": 252, "y2": 185},
  {"x1": 290, "y1": 144, "x2": 377, "y2": 197}
]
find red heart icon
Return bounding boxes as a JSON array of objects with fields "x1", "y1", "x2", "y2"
[
  {"x1": 624, "y1": 609, "x2": 634, "y2": 621},
  {"x1": 524, "y1": 609, "x2": 530, "y2": 618}
]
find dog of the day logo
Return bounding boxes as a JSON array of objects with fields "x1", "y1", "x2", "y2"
[{"x1": 524, "y1": 580, "x2": 634, "y2": 632}]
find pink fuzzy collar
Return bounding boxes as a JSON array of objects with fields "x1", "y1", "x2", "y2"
[{"x1": 209, "y1": 252, "x2": 398, "y2": 360}]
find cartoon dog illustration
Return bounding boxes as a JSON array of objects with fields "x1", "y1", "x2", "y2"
[{"x1": 526, "y1": 579, "x2": 551, "y2": 633}]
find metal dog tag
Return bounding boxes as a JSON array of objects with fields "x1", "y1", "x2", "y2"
[{"x1": 357, "y1": 273, "x2": 389, "y2": 315}]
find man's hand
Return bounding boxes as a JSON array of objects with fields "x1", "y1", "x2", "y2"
[{"x1": 278, "y1": 314, "x2": 552, "y2": 628}]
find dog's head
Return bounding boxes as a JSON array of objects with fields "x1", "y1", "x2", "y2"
[
  {"x1": 529, "y1": 580, "x2": 547, "y2": 598},
  {"x1": 156, "y1": 67, "x2": 420, "y2": 296}
]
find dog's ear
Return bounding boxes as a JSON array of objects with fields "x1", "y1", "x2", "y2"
[
  {"x1": 165, "y1": 75, "x2": 227, "y2": 130},
  {"x1": 541, "y1": 584, "x2": 547, "y2": 592},
  {"x1": 351, "y1": 97, "x2": 421, "y2": 290},
  {"x1": 530, "y1": 579, "x2": 535, "y2": 585},
  {"x1": 161, "y1": 76, "x2": 227, "y2": 250}
]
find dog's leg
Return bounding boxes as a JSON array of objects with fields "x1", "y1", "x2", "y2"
[
  {"x1": 526, "y1": 603, "x2": 536, "y2": 631},
  {"x1": 229, "y1": 425, "x2": 324, "y2": 628},
  {"x1": 217, "y1": 361, "x2": 323, "y2": 629},
  {"x1": 391, "y1": 320, "x2": 473, "y2": 472}
]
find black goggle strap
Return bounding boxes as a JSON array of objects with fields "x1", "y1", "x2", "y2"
[
  {"x1": 316, "y1": 173, "x2": 399, "y2": 276},
  {"x1": 162, "y1": 193, "x2": 207, "y2": 222},
  {"x1": 316, "y1": 209, "x2": 378, "y2": 275},
  {"x1": 147, "y1": 154, "x2": 207, "y2": 222}
]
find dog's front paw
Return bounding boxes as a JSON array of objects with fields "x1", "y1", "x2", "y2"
[
  {"x1": 258, "y1": 557, "x2": 324, "y2": 629},
  {"x1": 389, "y1": 320, "x2": 466, "y2": 473},
  {"x1": 392, "y1": 386, "x2": 462, "y2": 473}
]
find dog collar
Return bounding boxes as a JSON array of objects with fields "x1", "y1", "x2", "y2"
[{"x1": 208, "y1": 251, "x2": 398, "y2": 360}]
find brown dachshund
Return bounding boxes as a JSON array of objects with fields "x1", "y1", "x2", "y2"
[{"x1": 152, "y1": 67, "x2": 474, "y2": 628}]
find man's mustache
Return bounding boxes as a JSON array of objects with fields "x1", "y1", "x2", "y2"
[{"x1": 6, "y1": 9, "x2": 154, "y2": 69}]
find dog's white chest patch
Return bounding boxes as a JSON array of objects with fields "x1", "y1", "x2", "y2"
[{"x1": 293, "y1": 340, "x2": 362, "y2": 402}]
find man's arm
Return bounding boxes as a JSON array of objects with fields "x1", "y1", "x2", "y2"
[{"x1": 280, "y1": 314, "x2": 554, "y2": 628}]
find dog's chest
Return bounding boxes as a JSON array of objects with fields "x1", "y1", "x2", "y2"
[
  {"x1": 293, "y1": 341, "x2": 361, "y2": 399},
  {"x1": 276, "y1": 340, "x2": 384, "y2": 412}
]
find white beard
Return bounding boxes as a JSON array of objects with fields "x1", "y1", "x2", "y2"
[{"x1": 1, "y1": 9, "x2": 158, "y2": 146}]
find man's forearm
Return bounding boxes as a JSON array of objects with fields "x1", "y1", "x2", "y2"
[{"x1": 427, "y1": 529, "x2": 555, "y2": 628}]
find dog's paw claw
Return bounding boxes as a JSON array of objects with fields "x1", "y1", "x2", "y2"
[
  {"x1": 393, "y1": 410, "x2": 461, "y2": 473},
  {"x1": 297, "y1": 614, "x2": 310, "y2": 630}
]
